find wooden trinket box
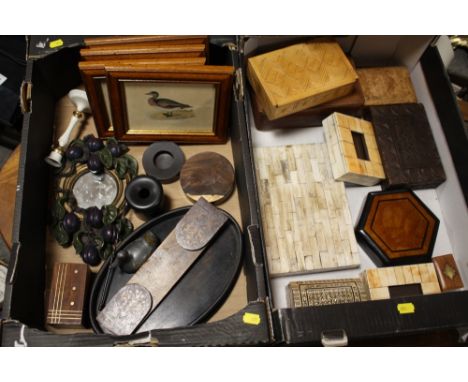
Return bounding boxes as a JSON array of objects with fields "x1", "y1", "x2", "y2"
[
  {"x1": 323, "y1": 112, "x2": 385, "y2": 186},
  {"x1": 363, "y1": 264, "x2": 441, "y2": 301},
  {"x1": 247, "y1": 40, "x2": 358, "y2": 120},
  {"x1": 288, "y1": 278, "x2": 369, "y2": 308},
  {"x1": 46, "y1": 263, "x2": 90, "y2": 328},
  {"x1": 357, "y1": 66, "x2": 418, "y2": 106},
  {"x1": 368, "y1": 103, "x2": 446, "y2": 189},
  {"x1": 432, "y1": 254, "x2": 464, "y2": 291},
  {"x1": 356, "y1": 189, "x2": 439, "y2": 267}
]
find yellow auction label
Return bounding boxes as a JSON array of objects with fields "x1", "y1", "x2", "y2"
[
  {"x1": 243, "y1": 312, "x2": 261, "y2": 325},
  {"x1": 49, "y1": 39, "x2": 64, "y2": 49},
  {"x1": 397, "y1": 303, "x2": 415, "y2": 314}
]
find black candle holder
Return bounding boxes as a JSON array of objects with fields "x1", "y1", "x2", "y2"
[{"x1": 125, "y1": 175, "x2": 164, "y2": 220}]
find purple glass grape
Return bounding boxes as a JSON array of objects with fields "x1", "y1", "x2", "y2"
[
  {"x1": 81, "y1": 244, "x2": 100, "y2": 266},
  {"x1": 66, "y1": 145, "x2": 83, "y2": 161},
  {"x1": 62, "y1": 212, "x2": 80, "y2": 233},
  {"x1": 108, "y1": 142, "x2": 122, "y2": 157},
  {"x1": 87, "y1": 153, "x2": 103, "y2": 174},
  {"x1": 102, "y1": 224, "x2": 118, "y2": 244},
  {"x1": 86, "y1": 207, "x2": 103, "y2": 228},
  {"x1": 87, "y1": 136, "x2": 104, "y2": 152}
]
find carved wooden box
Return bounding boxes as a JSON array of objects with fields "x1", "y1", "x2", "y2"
[
  {"x1": 357, "y1": 66, "x2": 417, "y2": 106},
  {"x1": 247, "y1": 41, "x2": 358, "y2": 120},
  {"x1": 368, "y1": 103, "x2": 446, "y2": 189},
  {"x1": 356, "y1": 189, "x2": 439, "y2": 267},
  {"x1": 433, "y1": 254, "x2": 464, "y2": 291},
  {"x1": 323, "y1": 112, "x2": 385, "y2": 186},
  {"x1": 362, "y1": 264, "x2": 441, "y2": 301}
]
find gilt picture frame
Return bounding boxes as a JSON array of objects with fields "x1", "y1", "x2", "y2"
[
  {"x1": 106, "y1": 64, "x2": 234, "y2": 143},
  {"x1": 79, "y1": 58, "x2": 207, "y2": 138}
]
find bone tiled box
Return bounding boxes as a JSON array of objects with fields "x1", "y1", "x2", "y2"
[{"x1": 323, "y1": 112, "x2": 385, "y2": 186}]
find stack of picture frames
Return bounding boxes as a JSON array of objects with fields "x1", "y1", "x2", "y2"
[{"x1": 79, "y1": 35, "x2": 234, "y2": 143}]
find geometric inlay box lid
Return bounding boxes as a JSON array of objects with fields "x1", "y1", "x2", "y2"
[
  {"x1": 247, "y1": 40, "x2": 358, "y2": 119},
  {"x1": 356, "y1": 189, "x2": 439, "y2": 267}
]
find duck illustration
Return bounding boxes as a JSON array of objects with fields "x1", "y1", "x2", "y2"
[{"x1": 146, "y1": 91, "x2": 192, "y2": 117}]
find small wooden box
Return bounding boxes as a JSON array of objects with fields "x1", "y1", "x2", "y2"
[
  {"x1": 247, "y1": 41, "x2": 358, "y2": 120},
  {"x1": 363, "y1": 264, "x2": 441, "y2": 301},
  {"x1": 323, "y1": 112, "x2": 385, "y2": 186},
  {"x1": 356, "y1": 189, "x2": 439, "y2": 267},
  {"x1": 46, "y1": 263, "x2": 90, "y2": 328},
  {"x1": 288, "y1": 278, "x2": 369, "y2": 308},
  {"x1": 433, "y1": 254, "x2": 464, "y2": 291},
  {"x1": 357, "y1": 66, "x2": 418, "y2": 106},
  {"x1": 369, "y1": 103, "x2": 446, "y2": 189}
]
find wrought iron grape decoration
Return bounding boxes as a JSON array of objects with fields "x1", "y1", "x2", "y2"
[{"x1": 51, "y1": 135, "x2": 137, "y2": 266}]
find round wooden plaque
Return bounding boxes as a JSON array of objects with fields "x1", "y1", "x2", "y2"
[{"x1": 180, "y1": 152, "x2": 235, "y2": 204}]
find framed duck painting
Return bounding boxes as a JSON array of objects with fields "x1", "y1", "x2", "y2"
[{"x1": 106, "y1": 64, "x2": 234, "y2": 143}]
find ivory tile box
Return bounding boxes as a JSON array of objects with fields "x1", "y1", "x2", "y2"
[
  {"x1": 247, "y1": 40, "x2": 358, "y2": 120},
  {"x1": 323, "y1": 112, "x2": 385, "y2": 186},
  {"x1": 362, "y1": 263, "x2": 441, "y2": 301},
  {"x1": 254, "y1": 143, "x2": 360, "y2": 277}
]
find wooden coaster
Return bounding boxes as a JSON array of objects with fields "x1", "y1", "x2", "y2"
[{"x1": 180, "y1": 152, "x2": 235, "y2": 204}]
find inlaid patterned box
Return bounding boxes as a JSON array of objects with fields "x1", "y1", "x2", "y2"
[
  {"x1": 288, "y1": 278, "x2": 369, "y2": 308},
  {"x1": 433, "y1": 254, "x2": 464, "y2": 291},
  {"x1": 323, "y1": 112, "x2": 385, "y2": 186},
  {"x1": 357, "y1": 66, "x2": 418, "y2": 106},
  {"x1": 362, "y1": 264, "x2": 441, "y2": 301},
  {"x1": 247, "y1": 40, "x2": 358, "y2": 120}
]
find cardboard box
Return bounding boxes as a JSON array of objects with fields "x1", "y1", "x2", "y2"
[{"x1": 2, "y1": 36, "x2": 468, "y2": 346}]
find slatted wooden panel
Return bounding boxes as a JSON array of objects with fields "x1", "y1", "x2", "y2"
[{"x1": 254, "y1": 143, "x2": 360, "y2": 277}]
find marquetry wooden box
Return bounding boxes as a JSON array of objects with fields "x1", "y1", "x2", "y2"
[{"x1": 247, "y1": 40, "x2": 358, "y2": 120}]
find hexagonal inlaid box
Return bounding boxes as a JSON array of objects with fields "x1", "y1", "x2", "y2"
[{"x1": 356, "y1": 189, "x2": 439, "y2": 267}]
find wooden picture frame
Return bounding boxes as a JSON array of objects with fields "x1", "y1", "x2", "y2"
[
  {"x1": 106, "y1": 64, "x2": 234, "y2": 143},
  {"x1": 79, "y1": 57, "x2": 207, "y2": 138},
  {"x1": 84, "y1": 35, "x2": 208, "y2": 48},
  {"x1": 80, "y1": 44, "x2": 207, "y2": 61}
]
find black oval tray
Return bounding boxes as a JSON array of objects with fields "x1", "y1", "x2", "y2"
[{"x1": 89, "y1": 206, "x2": 243, "y2": 333}]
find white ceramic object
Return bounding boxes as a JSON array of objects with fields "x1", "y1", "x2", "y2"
[{"x1": 45, "y1": 89, "x2": 91, "y2": 168}]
